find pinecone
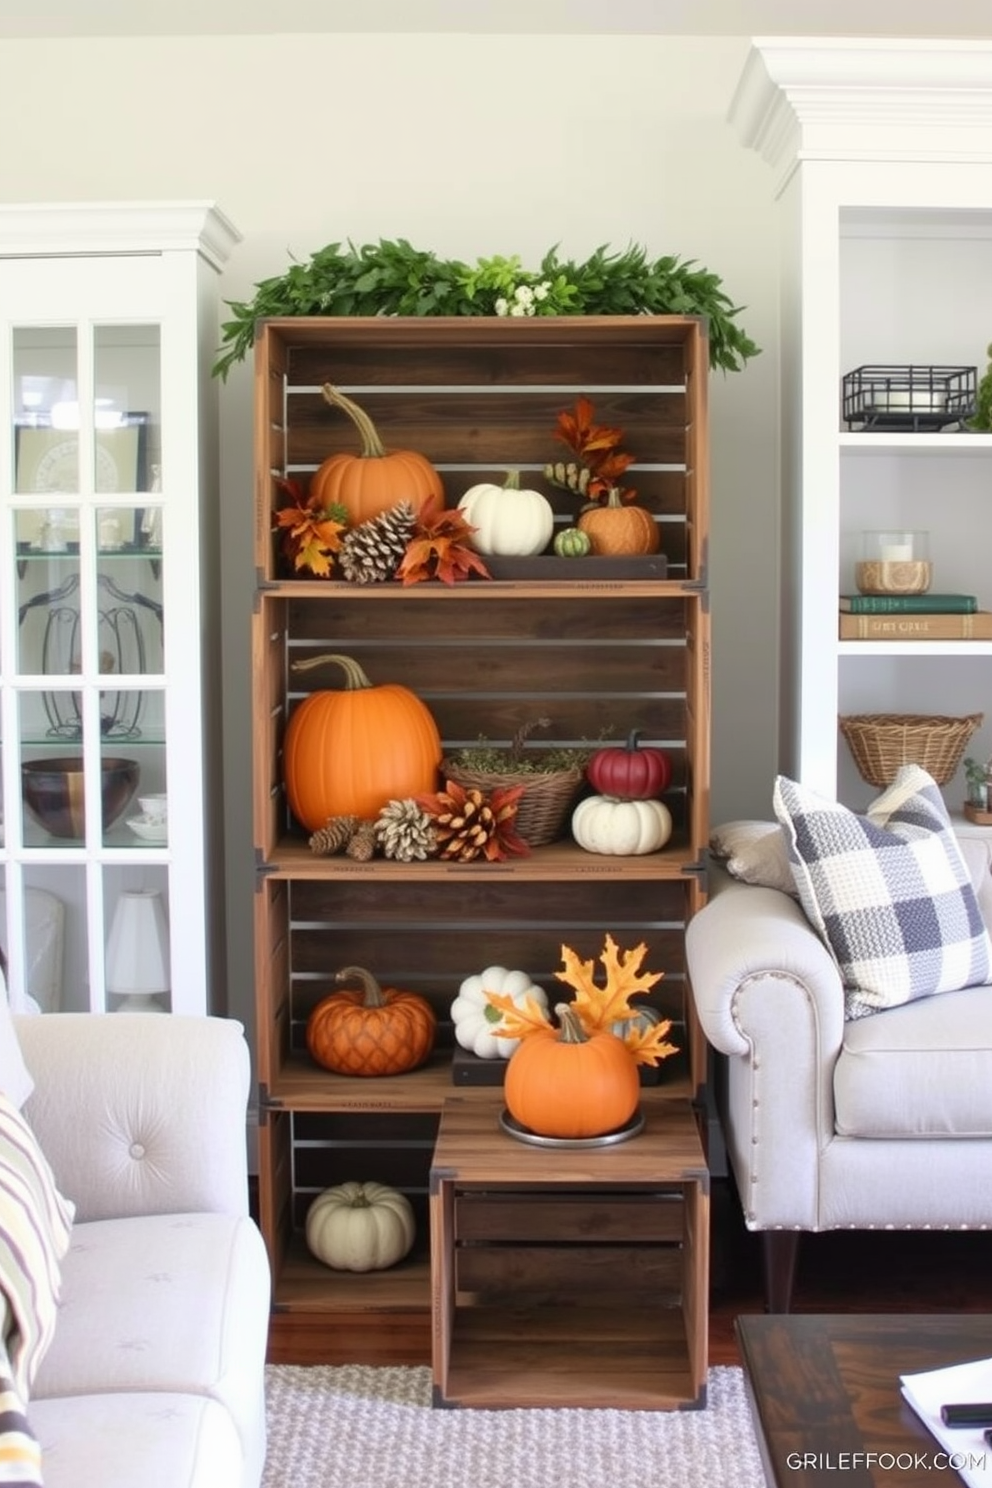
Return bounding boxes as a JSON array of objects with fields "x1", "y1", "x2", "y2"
[
  {"x1": 345, "y1": 819, "x2": 378, "y2": 861},
  {"x1": 426, "y1": 783, "x2": 504, "y2": 862},
  {"x1": 308, "y1": 815, "x2": 357, "y2": 855},
  {"x1": 338, "y1": 502, "x2": 418, "y2": 584},
  {"x1": 374, "y1": 799, "x2": 437, "y2": 862},
  {"x1": 543, "y1": 460, "x2": 591, "y2": 497}
]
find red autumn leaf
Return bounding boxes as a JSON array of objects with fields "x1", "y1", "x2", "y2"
[{"x1": 396, "y1": 504, "x2": 492, "y2": 586}]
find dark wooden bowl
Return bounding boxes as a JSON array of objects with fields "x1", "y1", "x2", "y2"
[{"x1": 21, "y1": 756, "x2": 139, "y2": 839}]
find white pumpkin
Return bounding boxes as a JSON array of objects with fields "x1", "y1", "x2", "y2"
[
  {"x1": 305, "y1": 1181, "x2": 415, "y2": 1272},
  {"x1": 571, "y1": 795, "x2": 673, "y2": 856},
  {"x1": 457, "y1": 470, "x2": 555, "y2": 556},
  {"x1": 450, "y1": 965, "x2": 549, "y2": 1059}
]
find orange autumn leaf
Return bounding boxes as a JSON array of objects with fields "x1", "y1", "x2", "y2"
[
  {"x1": 484, "y1": 990, "x2": 554, "y2": 1042},
  {"x1": 273, "y1": 477, "x2": 348, "y2": 577},
  {"x1": 621, "y1": 1014, "x2": 680, "y2": 1068},
  {"x1": 554, "y1": 934, "x2": 662, "y2": 1034},
  {"x1": 396, "y1": 501, "x2": 492, "y2": 586}
]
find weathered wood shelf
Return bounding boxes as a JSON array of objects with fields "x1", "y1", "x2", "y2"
[{"x1": 252, "y1": 315, "x2": 711, "y2": 1372}]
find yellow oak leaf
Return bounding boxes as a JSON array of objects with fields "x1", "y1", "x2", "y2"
[
  {"x1": 483, "y1": 990, "x2": 553, "y2": 1042},
  {"x1": 555, "y1": 934, "x2": 662, "y2": 1034},
  {"x1": 620, "y1": 1015, "x2": 679, "y2": 1068}
]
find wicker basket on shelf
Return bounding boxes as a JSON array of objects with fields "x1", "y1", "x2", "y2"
[
  {"x1": 442, "y1": 718, "x2": 589, "y2": 847},
  {"x1": 838, "y1": 712, "x2": 983, "y2": 789},
  {"x1": 441, "y1": 760, "x2": 584, "y2": 847}
]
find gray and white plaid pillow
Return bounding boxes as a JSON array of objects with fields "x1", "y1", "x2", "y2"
[{"x1": 774, "y1": 764, "x2": 992, "y2": 1020}]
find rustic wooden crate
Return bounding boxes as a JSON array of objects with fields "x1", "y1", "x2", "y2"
[{"x1": 253, "y1": 316, "x2": 711, "y2": 1365}]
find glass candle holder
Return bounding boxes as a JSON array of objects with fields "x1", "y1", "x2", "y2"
[{"x1": 855, "y1": 530, "x2": 932, "y2": 595}]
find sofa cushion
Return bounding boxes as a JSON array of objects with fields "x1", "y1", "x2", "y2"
[
  {"x1": 835, "y1": 983, "x2": 992, "y2": 1137},
  {"x1": 774, "y1": 765, "x2": 992, "y2": 1020},
  {"x1": 30, "y1": 1391, "x2": 244, "y2": 1488},
  {"x1": 708, "y1": 819, "x2": 797, "y2": 895},
  {"x1": 33, "y1": 1212, "x2": 269, "y2": 1485}
]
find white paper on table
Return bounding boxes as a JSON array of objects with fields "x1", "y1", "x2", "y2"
[{"x1": 901, "y1": 1356, "x2": 992, "y2": 1488}]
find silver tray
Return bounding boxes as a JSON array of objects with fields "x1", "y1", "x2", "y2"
[{"x1": 498, "y1": 1107, "x2": 645, "y2": 1149}]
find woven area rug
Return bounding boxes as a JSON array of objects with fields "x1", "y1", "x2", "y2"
[{"x1": 261, "y1": 1364, "x2": 765, "y2": 1488}]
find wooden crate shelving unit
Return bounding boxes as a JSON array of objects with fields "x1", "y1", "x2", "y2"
[{"x1": 252, "y1": 316, "x2": 711, "y2": 1365}]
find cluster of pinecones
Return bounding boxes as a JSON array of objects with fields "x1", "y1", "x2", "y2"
[
  {"x1": 308, "y1": 799, "x2": 437, "y2": 863},
  {"x1": 337, "y1": 501, "x2": 417, "y2": 584}
]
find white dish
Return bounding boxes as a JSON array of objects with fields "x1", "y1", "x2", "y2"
[{"x1": 126, "y1": 816, "x2": 168, "y2": 844}]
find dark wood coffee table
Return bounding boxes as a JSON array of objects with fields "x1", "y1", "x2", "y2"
[{"x1": 737, "y1": 1313, "x2": 992, "y2": 1487}]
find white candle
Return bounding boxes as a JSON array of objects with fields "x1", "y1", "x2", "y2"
[{"x1": 880, "y1": 543, "x2": 912, "y2": 561}]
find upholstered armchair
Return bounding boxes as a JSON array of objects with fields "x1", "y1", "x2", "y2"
[{"x1": 686, "y1": 785, "x2": 992, "y2": 1313}]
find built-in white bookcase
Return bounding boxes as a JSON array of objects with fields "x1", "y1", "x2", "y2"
[{"x1": 732, "y1": 38, "x2": 992, "y2": 807}]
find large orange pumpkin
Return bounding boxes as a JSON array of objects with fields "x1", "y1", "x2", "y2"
[
  {"x1": 284, "y1": 654, "x2": 441, "y2": 830},
  {"x1": 577, "y1": 489, "x2": 660, "y2": 556},
  {"x1": 306, "y1": 966, "x2": 437, "y2": 1077},
  {"x1": 504, "y1": 1002, "x2": 640, "y2": 1138},
  {"x1": 310, "y1": 384, "x2": 443, "y2": 526}
]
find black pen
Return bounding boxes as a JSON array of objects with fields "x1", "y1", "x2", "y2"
[{"x1": 940, "y1": 1403, "x2": 992, "y2": 1426}]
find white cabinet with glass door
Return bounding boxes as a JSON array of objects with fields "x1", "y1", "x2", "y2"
[
  {"x1": 731, "y1": 38, "x2": 992, "y2": 807},
  {"x1": 0, "y1": 202, "x2": 240, "y2": 1014}
]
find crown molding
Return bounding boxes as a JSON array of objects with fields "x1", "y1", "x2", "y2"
[
  {"x1": 730, "y1": 37, "x2": 992, "y2": 187},
  {"x1": 0, "y1": 201, "x2": 241, "y2": 270}
]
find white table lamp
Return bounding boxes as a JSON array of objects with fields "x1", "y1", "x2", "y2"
[{"x1": 106, "y1": 889, "x2": 170, "y2": 1013}]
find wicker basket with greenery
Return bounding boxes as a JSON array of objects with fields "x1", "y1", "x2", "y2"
[{"x1": 443, "y1": 719, "x2": 596, "y2": 847}]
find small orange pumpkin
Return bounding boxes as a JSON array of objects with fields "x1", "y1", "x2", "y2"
[
  {"x1": 310, "y1": 384, "x2": 443, "y2": 527},
  {"x1": 577, "y1": 490, "x2": 660, "y2": 556},
  {"x1": 504, "y1": 1002, "x2": 640, "y2": 1138},
  {"x1": 306, "y1": 966, "x2": 437, "y2": 1077},
  {"x1": 284, "y1": 654, "x2": 441, "y2": 830}
]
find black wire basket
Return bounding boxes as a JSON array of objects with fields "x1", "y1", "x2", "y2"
[{"x1": 842, "y1": 364, "x2": 976, "y2": 431}]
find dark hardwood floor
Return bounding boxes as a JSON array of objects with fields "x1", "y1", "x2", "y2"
[
  {"x1": 708, "y1": 1175, "x2": 992, "y2": 1365},
  {"x1": 252, "y1": 1173, "x2": 992, "y2": 1370}
]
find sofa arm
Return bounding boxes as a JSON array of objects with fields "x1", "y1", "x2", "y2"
[
  {"x1": 14, "y1": 1014, "x2": 252, "y2": 1224},
  {"x1": 686, "y1": 878, "x2": 847, "y2": 1229},
  {"x1": 687, "y1": 877, "x2": 846, "y2": 1060}
]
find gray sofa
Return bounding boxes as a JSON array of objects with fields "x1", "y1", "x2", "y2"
[
  {"x1": 686, "y1": 828, "x2": 992, "y2": 1311},
  {"x1": 13, "y1": 1012, "x2": 270, "y2": 1488}
]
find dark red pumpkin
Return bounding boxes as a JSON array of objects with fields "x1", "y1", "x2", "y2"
[{"x1": 586, "y1": 730, "x2": 672, "y2": 800}]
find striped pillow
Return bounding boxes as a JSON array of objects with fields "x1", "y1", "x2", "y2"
[
  {"x1": 0, "y1": 1334, "x2": 42, "y2": 1485},
  {"x1": 0, "y1": 1093, "x2": 74, "y2": 1401}
]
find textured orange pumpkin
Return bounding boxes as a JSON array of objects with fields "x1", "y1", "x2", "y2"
[
  {"x1": 284, "y1": 654, "x2": 441, "y2": 830},
  {"x1": 310, "y1": 384, "x2": 443, "y2": 527},
  {"x1": 306, "y1": 966, "x2": 437, "y2": 1077},
  {"x1": 504, "y1": 1002, "x2": 640, "y2": 1138},
  {"x1": 577, "y1": 491, "x2": 660, "y2": 556}
]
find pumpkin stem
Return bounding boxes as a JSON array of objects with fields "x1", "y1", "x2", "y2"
[
  {"x1": 503, "y1": 469, "x2": 522, "y2": 490},
  {"x1": 625, "y1": 729, "x2": 642, "y2": 751},
  {"x1": 604, "y1": 486, "x2": 624, "y2": 509},
  {"x1": 321, "y1": 384, "x2": 387, "y2": 459},
  {"x1": 290, "y1": 654, "x2": 372, "y2": 689},
  {"x1": 554, "y1": 1002, "x2": 589, "y2": 1044},
  {"x1": 336, "y1": 966, "x2": 386, "y2": 1008}
]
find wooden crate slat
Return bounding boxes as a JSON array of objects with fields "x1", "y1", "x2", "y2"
[
  {"x1": 286, "y1": 593, "x2": 690, "y2": 641},
  {"x1": 454, "y1": 1192, "x2": 684, "y2": 1244},
  {"x1": 285, "y1": 389, "x2": 689, "y2": 469},
  {"x1": 455, "y1": 1244, "x2": 682, "y2": 1297},
  {"x1": 285, "y1": 331, "x2": 690, "y2": 390},
  {"x1": 288, "y1": 877, "x2": 690, "y2": 922}
]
